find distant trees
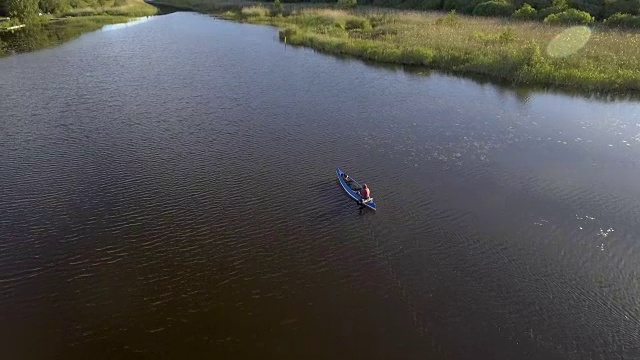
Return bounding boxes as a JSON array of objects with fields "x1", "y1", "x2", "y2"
[
  {"x1": 604, "y1": 11, "x2": 640, "y2": 27},
  {"x1": 39, "y1": 0, "x2": 71, "y2": 14},
  {"x1": 473, "y1": 1, "x2": 516, "y2": 16},
  {"x1": 7, "y1": 0, "x2": 40, "y2": 21},
  {"x1": 347, "y1": 0, "x2": 640, "y2": 24},
  {"x1": 603, "y1": 0, "x2": 640, "y2": 17}
]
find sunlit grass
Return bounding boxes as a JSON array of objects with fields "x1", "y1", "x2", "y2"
[
  {"x1": 241, "y1": 5, "x2": 271, "y2": 18},
  {"x1": 234, "y1": 6, "x2": 640, "y2": 93},
  {"x1": 62, "y1": 0, "x2": 159, "y2": 17}
]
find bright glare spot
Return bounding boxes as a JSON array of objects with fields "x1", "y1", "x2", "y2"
[
  {"x1": 102, "y1": 17, "x2": 153, "y2": 32},
  {"x1": 546, "y1": 26, "x2": 592, "y2": 58}
]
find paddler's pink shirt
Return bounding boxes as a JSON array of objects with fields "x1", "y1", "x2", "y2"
[{"x1": 360, "y1": 187, "x2": 370, "y2": 199}]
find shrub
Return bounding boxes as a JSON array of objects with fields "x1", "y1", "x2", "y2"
[
  {"x1": 470, "y1": 27, "x2": 516, "y2": 43},
  {"x1": 241, "y1": 5, "x2": 270, "y2": 18},
  {"x1": 603, "y1": 12, "x2": 640, "y2": 27},
  {"x1": 473, "y1": 1, "x2": 516, "y2": 16},
  {"x1": 345, "y1": 16, "x2": 371, "y2": 30},
  {"x1": 279, "y1": 25, "x2": 299, "y2": 41},
  {"x1": 368, "y1": 25, "x2": 398, "y2": 39},
  {"x1": 499, "y1": 27, "x2": 516, "y2": 41},
  {"x1": 543, "y1": 8, "x2": 595, "y2": 24},
  {"x1": 273, "y1": 0, "x2": 282, "y2": 14},
  {"x1": 39, "y1": 0, "x2": 71, "y2": 15},
  {"x1": 538, "y1": 0, "x2": 569, "y2": 18},
  {"x1": 368, "y1": 14, "x2": 392, "y2": 27},
  {"x1": 512, "y1": 3, "x2": 538, "y2": 20},
  {"x1": 435, "y1": 10, "x2": 460, "y2": 25}
]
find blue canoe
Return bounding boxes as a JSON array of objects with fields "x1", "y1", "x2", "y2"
[{"x1": 336, "y1": 168, "x2": 377, "y2": 210}]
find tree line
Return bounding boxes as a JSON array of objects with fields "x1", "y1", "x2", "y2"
[
  {"x1": 3, "y1": 0, "x2": 640, "y2": 24},
  {"x1": 275, "y1": 0, "x2": 640, "y2": 25}
]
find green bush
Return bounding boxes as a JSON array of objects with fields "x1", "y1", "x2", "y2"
[
  {"x1": 273, "y1": 0, "x2": 283, "y2": 14},
  {"x1": 603, "y1": 12, "x2": 640, "y2": 27},
  {"x1": 512, "y1": 3, "x2": 538, "y2": 19},
  {"x1": 241, "y1": 5, "x2": 270, "y2": 18},
  {"x1": 345, "y1": 16, "x2": 371, "y2": 30},
  {"x1": 279, "y1": 25, "x2": 299, "y2": 40},
  {"x1": 543, "y1": 8, "x2": 595, "y2": 24},
  {"x1": 7, "y1": 0, "x2": 40, "y2": 21},
  {"x1": 470, "y1": 27, "x2": 516, "y2": 43},
  {"x1": 538, "y1": 6, "x2": 561, "y2": 18},
  {"x1": 368, "y1": 13, "x2": 392, "y2": 27},
  {"x1": 435, "y1": 10, "x2": 460, "y2": 25},
  {"x1": 473, "y1": 1, "x2": 515, "y2": 16},
  {"x1": 538, "y1": 0, "x2": 568, "y2": 17},
  {"x1": 39, "y1": 0, "x2": 71, "y2": 14}
]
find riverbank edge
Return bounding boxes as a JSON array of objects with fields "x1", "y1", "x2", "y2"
[
  {"x1": 150, "y1": 1, "x2": 640, "y2": 96},
  {"x1": 0, "y1": 1, "x2": 160, "y2": 57}
]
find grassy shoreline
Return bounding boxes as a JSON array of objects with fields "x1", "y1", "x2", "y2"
[
  {"x1": 158, "y1": 0, "x2": 640, "y2": 95},
  {"x1": 0, "y1": 0, "x2": 159, "y2": 56}
]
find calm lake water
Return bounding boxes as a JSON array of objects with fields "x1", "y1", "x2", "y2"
[{"x1": 2, "y1": 12, "x2": 640, "y2": 359}]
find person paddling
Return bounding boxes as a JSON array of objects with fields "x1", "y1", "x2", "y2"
[{"x1": 359, "y1": 183, "x2": 371, "y2": 202}]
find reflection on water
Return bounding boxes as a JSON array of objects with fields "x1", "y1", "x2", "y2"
[
  {"x1": 101, "y1": 16, "x2": 155, "y2": 31},
  {"x1": 0, "y1": 24, "x2": 51, "y2": 53},
  {"x1": 0, "y1": 16, "x2": 158, "y2": 55}
]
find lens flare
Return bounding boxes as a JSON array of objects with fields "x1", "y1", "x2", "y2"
[{"x1": 546, "y1": 26, "x2": 592, "y2": 58}]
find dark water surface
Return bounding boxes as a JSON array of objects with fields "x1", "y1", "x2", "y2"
[{"x1": 2, "y1": 12, "x2": 640, "y2": 359}]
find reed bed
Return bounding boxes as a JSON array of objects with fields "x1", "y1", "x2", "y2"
[{"x1": 224, "y1": 5, "x2": 640, "y2": 92}]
